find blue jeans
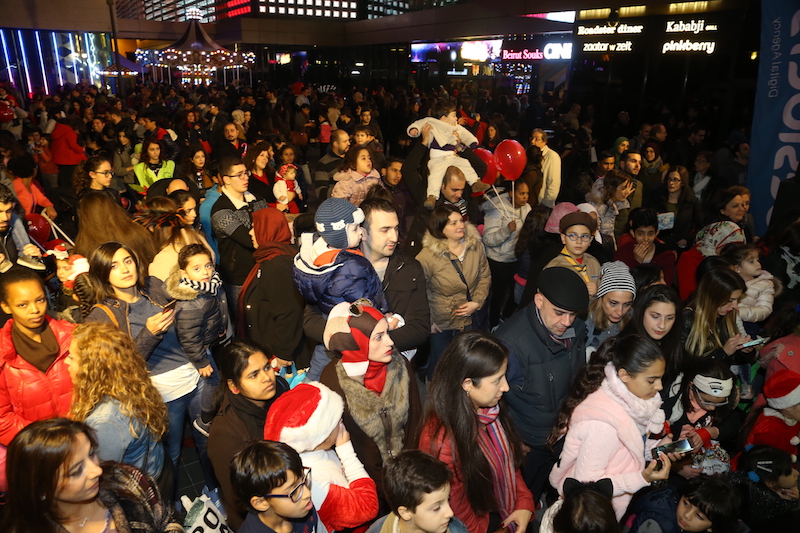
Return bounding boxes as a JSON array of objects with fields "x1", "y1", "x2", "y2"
[{"x1": 165, "y1": 381, "x2": 217, "y2": 489}]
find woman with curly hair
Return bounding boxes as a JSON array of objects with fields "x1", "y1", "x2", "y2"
[
  {"x1": 72, "y1": 155, "x2": 122, "y2": 204},
  {"x1": 66, "y1": 321, "x2": 168, "y2": 480}
]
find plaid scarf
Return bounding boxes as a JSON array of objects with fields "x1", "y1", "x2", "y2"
[
  {"x1": 476, "y1": 405, "x2": 518, "y2": 531},
  {"x1": 179, "y1": 271, "x2": 222, "y2": 296}
]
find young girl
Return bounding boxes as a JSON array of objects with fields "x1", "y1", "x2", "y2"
[
  {"x1": 586, "y1": 169, "x2": 633, "y2": 250},
  {"x1": 132, "y1": 139, "x2": 175, "y2": 195},
  {"x1": 165, "y1": 243, "x2": 230, "y2": 437},
  {"x1": 586, "y1": 261, "x2": 636, "y2": 352},
  {"x1": 663, "y1": 359, "x2": 738, "y2": 478},
  {"x1": 274, "y1": 163, "x2": 303, "y2": 214},
  {"x1": 318, "y1": 112, "x2": 332, "y2": 154},
  {"x1": 621, "y1": 285, "x2": 684, "y2": 394},
  {"x1": 626, "y1": 475, "x2": 741, "y2": 533},
  {"x1": 540, "y1": 479, "x2": 620, "y2": 533},
  {"x1": 683, "y1": 267, "x2": 755, "y2": 365},
  {"x1": 722, "y1": 243, "x2": 778, "y2": 328},
  {"x1": 548, "y1": 335, "x2": 676, "y2": 519},
  {"x1": 731, "y1": 445, "x2": 799, "y2": 529},
  {"x1": 330, "y1": 145, "x2": 382, "y2": 207}
]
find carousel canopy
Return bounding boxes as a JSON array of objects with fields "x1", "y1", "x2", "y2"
[
  {"x1": 135, "y1": 11, "x2": 254, "y2": 70},
  {"x1": 100, "y1": 53, "x2": 149, "y2": 77}
]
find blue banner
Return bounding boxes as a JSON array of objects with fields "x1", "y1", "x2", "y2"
[{"x1": 748, "y1": 3, "x2": 800, "y2": 235}]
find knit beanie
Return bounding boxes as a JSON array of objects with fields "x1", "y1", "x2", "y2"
[
  {"x1": 765, "y1": 369, "x2": 800, "y2": 411},
  {"x1": 315, "y1": 197, "x2": 364, "y2": 249},
  {"x1": 596, "y1": 261, "x2": 637, "y2": 299},
  {"x1": 545, "y1": 202, "x2": 579, "y2": 234},
  {"x1": 263, "y1": 382, "x2": 344, "y2": 453},
  {"x1": 323, "y1": 300, "x2": 389, "y2": 394}
]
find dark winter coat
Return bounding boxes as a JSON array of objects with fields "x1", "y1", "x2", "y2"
[
  {"x1": 165, "y1": 268, "x2": 227, "y2": 369},
  {"x1": 496, "y1": 302, "x2": 587, "y2": 447}
]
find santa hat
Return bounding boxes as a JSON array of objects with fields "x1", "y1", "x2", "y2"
[
  {"x1": 263, "y1": 382, "x2": 344, "y2": 453},
  {"x1": 323, "y1": 300, "x2": 389, "y2": 393},
  {"x1": 765, "y1": 369, "x2": 800, "y2": 410},
  {"x1": 45, "y1": 243, "x2": 72, "y2": 261},
  {"x1": 63, "y1": 255, "x2": 89, "y2": 291}
]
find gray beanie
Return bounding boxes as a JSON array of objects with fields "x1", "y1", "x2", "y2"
[
  {"x1": 596, "y1": 261, "x2": 637, "y2": 298},
  {"x1": 315, "y1": 198, "x2": 364, "y2": 249}
]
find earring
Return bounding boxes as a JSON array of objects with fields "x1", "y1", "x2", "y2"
[{"x1": 465, "y1": 389, "x2": 470, "y2": 396}]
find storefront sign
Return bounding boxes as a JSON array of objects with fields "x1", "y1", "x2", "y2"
[
  {"x1": 661, "y1": 39, "x2": 716, "y2": 54},
  {"x1": 576, "y1": 23, "x2": 644, "y2": 35},
  {"x1": 665, "y1": 19, "x2": 718, "y2": 34},
  {"x1": 501, "y1": 42, "x2": 572, "y2": 62},
  {"x1": 582, "y1": 40, "x2": 633, "y2": 52}
]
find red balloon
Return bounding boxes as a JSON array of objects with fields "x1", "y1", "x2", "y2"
[
  {"x1": 474, "y1": 148, "x2": 498, "y2": 186},
  {"x1": 494, "y1": 139, "x2": 527, "y2": 180},
  {"x1": 26, "y1": 213, "x2": 51, "y2": 245}
]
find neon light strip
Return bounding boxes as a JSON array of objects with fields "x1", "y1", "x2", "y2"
[
  {"x1": 84, "y1": 33, "x2": 93, "y2": 85},
  {"x1": 68, "y1": 33, "x2": 78, "y2": 83},
  {"x1": 51, "y1": 32, "x2": 64, "y2": 86},
  {"x1": 0, "y1": 30, "x2": 12, "y2": 83},
  {"x1": 35, "y1": 31, "x2": 49, "y2": 94},
  {"x1": 17, "y1": 31, "x2": 32, "y2": 95}
]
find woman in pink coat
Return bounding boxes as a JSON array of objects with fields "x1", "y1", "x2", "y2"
[{"x1": 548, "y1": 335, "x2": 677, "y2": 519}]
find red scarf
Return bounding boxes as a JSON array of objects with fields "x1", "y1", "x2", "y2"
[{"x1": 476, "y1": 405, "x2": 518, "y2": 531}]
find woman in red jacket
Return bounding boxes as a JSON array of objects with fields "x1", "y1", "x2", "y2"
[
  {"x1": 419, "y1": 331, "x2": 534, "y2": 533},
  {"x1": 0, "y1": 268, "x2": 74, "y2": 446},
  {"x1": 50, "y1": 115, "x2": 86, "y2": 189}
]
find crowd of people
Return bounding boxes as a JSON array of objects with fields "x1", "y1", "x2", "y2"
[{"x1": 0, "y1": 77, "x2": 798, "y2": 533}]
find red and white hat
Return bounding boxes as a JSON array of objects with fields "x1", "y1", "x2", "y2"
[
  {"x1": 263, "y1": 382, "x2": 344, "y2": 454},
  {"x1": 765, "y1": 369, "x2": 800, "y2": 410}
]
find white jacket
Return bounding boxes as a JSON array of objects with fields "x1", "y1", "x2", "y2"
[
  {"x1": 480, "y1": 191, "x2": 531, "y2": 263},
  {"x1": 739, "y1": 270, "x2": 776, "y2": 323},
  {"x1": 406, "y1": 117, "x2": 478, "y2": 151}
]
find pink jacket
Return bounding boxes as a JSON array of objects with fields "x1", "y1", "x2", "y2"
[
  {"x1": 330, "y1": 168, "x2": 382, "y2": 207},
  {"x1": 549, "y1": 363, "x2": 666, "y2": 519},
  {"x1": 739, "y1": 271, "x2": 776, "y2": 323}
]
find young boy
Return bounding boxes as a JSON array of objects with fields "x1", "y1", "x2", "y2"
[
  {"x1": 231, "y1": 440, "x2": 322, "y2": 533},
  {"x1": 614, "y1": 207, "x2": 677, "y2": 285},
  {"x1": 626, "y1": 475, "x2": 740, "y2": 533},
  {"x1": 367, "y1": 449, "x2": 466, "y2": 533},
  {"x1": 166, "y1": 243, "x2": 230, "y2": 436},
  {"x1": 406, "y1": 101, "x2": 489, "y2": 210},
  {"x1": 544, "y1": 211, "x2": 601, "y2": 297},
  {"x1": 293, "y1": 197, "x2": 387, "y2": 316},
  {"x1": 263, "y1": 382, "x2": 378, "y2": 532}
]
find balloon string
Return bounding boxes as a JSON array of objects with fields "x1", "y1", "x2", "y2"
[{"x1": 490, "y1": 184, "x2": 512, "y2": 220}]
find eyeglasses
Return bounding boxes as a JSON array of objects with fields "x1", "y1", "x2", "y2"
[
  {"x1": 565, "y1": 233, "x2": 593, "y2": 243},
  {"x1": 263, "y1": 467, "x2": 311, "y2": 502},
  {"x1": 224, "y1": 170, "x2": 250, "y2": 180},
  {"x1": 693, "y1": 385, "x2": 728, "y2": 408},
  {"x1": 92, "y1": 170, "x2": 114, "y2": 177},
  {"x1": 667, "y1": 177, "x2": 682, "y2": 184}
]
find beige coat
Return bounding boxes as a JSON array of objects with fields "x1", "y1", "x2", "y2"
[{"x1": 415, "y1": 223, "x2": 491, "y2": 331}]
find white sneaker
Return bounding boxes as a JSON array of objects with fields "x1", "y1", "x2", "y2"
[{"x1": 0, "y1": 257, "x2": 12, "y2": 273}]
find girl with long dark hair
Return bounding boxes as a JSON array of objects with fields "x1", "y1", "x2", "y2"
[
  {"x1": 548, "y1": 335, "x2": 675, "y2": 519},
  {"x1": 621, "y1": 284, "x2": 684, "y2": 393},
  {"x1": 419, "y1": 331, "x2": 534, "y2": 533}
]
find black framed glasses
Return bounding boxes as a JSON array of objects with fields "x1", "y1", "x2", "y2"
[
  {"x1": 565, "y1": 233, "x2": 592, "y2": 243},
  {"x1": 224, "y1": 170, "x2": 251, "y2": 180},
  {"x1": 92, "y1": 170, "x2": 115, "y2": 177},
  {"x1": 667, "y1": 177, "x2": 682, "y2": 184},
  {"x1": 263, "y1": 467, "x2": 311, "y2": 502}
]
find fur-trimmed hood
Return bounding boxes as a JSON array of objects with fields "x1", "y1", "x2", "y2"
[
  {"x1": 420, "y1": 222, "x2": 482, "y2": 259},
  {"x1": 165, "y1": 266, "x2": 200, "y2": 301}
]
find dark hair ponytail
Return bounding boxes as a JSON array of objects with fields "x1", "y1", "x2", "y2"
[{"x1": 547, "y1": 335, "x2": 663, "y2": 448}]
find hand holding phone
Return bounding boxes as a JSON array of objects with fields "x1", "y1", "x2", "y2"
[{"x1": 741, "y1": 337, "x2": 768, "y2": 348}]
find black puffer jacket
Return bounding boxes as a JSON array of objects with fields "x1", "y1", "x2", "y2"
[{"x1": 165, "y1": 267, "x2": 227, "y2": 369}]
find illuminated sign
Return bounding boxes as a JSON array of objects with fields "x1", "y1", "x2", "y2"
[
  {"x1": 665, "y1": 19, "x2": 718, "y2": 34},
  {"x1": 576, "y1": 23, "x2": 644, "y2": 35},
  {"x1": 661, "y1": 39, "x2": 716, "y2": 54},
  {"x1": 501, "y1": 42, "x2": 572, "y2": 62},
  {"x1": 411, "y1": 40, "x2": 503, "y2": 63},
  {"x1": 582, "y1": 41, "x2": 634, "y2": 52}
]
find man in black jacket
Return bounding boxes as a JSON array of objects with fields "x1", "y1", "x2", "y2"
[
  {"x1": 302, "y1": 197, "x2": 430, "y2": 376},
  {"x1": 495, "y1": 267, "x2": 589, "y2": 501},
  {"x1": 210, "y1": 157, "x2": 266, "y2": 310}
]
